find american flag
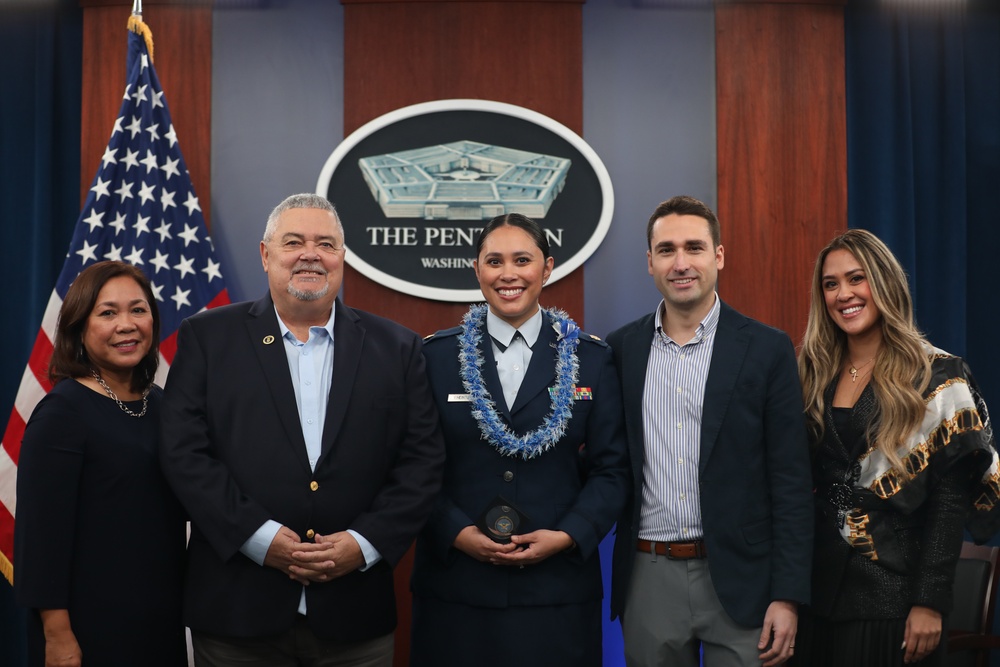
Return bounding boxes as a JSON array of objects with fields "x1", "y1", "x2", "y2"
[{"x1": 0, "y1": 15, "x2": 230, "y2": 583}]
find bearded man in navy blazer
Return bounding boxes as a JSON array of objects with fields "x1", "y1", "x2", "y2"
[
  {"x1": 160, "y1": 193, "x2": 445, "y2": 667},
  {"x1": 608, "y1": 196, "x2": 812, "y2": 667}
]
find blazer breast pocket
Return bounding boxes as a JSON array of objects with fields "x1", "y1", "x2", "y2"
[{"x1": 737, "y1": 377, "x2": 765, "y2": 393}]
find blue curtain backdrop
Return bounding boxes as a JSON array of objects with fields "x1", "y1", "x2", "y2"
[
  {"x1": 0, "y1": 3, "x2": 82, "y2": 430},
  {"x1": 846, "y1": 3, "x2": 1000, "y2": 661},
  {"x1": 1, "y1": 1, "x2": 999, "y2": 665},
  {"x1": 845, "y1": 0, "x2": 1000, "y2": 407},
  {"x1": 0, "y1": 2, "x2": 82, "y2": 666}
]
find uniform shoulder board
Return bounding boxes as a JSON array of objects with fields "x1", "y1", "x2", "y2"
[
  {"x1": 423, "y1": 325, "x2": 462, "y2": 342},
  {"x1": 579, "y1": 332, "x2": 608, "y2": 347}
]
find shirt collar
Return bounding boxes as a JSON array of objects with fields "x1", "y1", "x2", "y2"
[
  {"x1": 653, "y1": 293, "x2": 721, "y2": 343},
  {"x1": 274, "y1": 305, "x2": 336, "y2": 342},
  {"x1": 486, "y1": 307, "x2": 543, "y2": 349}
]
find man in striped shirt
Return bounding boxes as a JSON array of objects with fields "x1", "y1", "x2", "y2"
[{"x1": 607, "y1": 195, "x2": 813, "y2": 667}]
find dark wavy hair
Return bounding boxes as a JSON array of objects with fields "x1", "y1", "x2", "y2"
[{"x1": 49, "y1": 261, "x2": 160, "y2": 393}]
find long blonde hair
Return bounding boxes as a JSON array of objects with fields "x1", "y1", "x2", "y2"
[{"x1": 798, "y1": 229, "x2": 931, "y2": 474}]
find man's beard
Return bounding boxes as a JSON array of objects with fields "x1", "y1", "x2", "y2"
[
  {"x1": 287, "y1": 262, "x2": 330, "y2": 301},
  {"x1": 288, "y1": 282, "x2": 330, "y2": 302}
]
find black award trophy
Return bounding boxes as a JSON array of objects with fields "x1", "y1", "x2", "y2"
[{"x1": 476, "y1": 495, "x2": 528, "y2": 544}]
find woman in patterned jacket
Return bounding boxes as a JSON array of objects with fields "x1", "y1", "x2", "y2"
[{"x1": 794, "y1": 229, "x2": 1000, "y2": 666}]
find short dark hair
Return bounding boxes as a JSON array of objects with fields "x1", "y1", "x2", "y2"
[
  {"x1": 475, "y1": 212, "x2": 551, "y2": 259},
  {"x1": 646, "y1": 195, "x2": 721, "y2": 249},
  {"x1": 49, "y1": 261, "x2": 161, "y2": 393}
]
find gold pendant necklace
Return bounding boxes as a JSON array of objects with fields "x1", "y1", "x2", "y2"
[{"x1": 848, "y1": 357, "x2": 874, "y2": 383}]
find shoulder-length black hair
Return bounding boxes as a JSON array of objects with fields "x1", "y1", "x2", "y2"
[{"x1": 49, "y1": 261, "x2": 160, "y2": 393}]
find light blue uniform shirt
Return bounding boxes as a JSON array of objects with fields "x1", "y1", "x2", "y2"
[
  {"x1": 240, "y1": 306, "x2": 380, "y2": 614},
  {"x1": 487, "y1": 308, "x2": 543, "y2": 410}
]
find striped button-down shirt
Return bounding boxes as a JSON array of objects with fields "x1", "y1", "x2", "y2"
[{"x1": 638, "y1": 295, "x2": 720, "y2": 542}]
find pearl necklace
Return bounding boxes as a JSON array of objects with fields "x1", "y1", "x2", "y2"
[{"x1": 91, "y1": 370, "x2": 149, "y2": 418}]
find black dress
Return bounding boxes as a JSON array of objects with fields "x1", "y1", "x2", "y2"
[
  {"x1": 795, "y1": 353, "x2": 1000, "y2": 667},
  {"x1": 796, "y1": 406, "x2": 963, "y2": 666},
  {"x1": 15, "y1": 379, "x2": 187, "y2": 667}
]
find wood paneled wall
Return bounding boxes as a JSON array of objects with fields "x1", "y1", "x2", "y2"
[
  {"x1": 342, "y1": 0, "x2": 587, "y2": 337},
  {"x1": 341, "y1": 3, "x2": 586, "y2": 663},
  {"x1": 715, "y1": 0, "x2": 847, "y2": 340},
  {"x1": 75, "y1": 2, "x2": 850, "y2": 663},
  {"x1": 80, "y1": 0, "x2": 212, "y2": 224}
]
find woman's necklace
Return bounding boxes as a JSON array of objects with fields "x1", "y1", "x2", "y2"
[
  {"x1": 91, "y1": 370, "x2": 149, "y2": 418},
  {"x1": 458, "y1": 303, "x2": 580, "y2": 459},
  {"x1": 850, "y1": 367, "x2": 873, "y2": 401},
  {"x1": 847, "y1": 356, "x2": 875, "y2": 383}
]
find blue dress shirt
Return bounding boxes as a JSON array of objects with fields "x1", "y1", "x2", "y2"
[{"x1": 239, "y1": 306, "x2": 381, "y2": 614}]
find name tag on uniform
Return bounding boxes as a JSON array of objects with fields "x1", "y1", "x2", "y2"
[
  {"x1": 548, "y1": 386, "x2": 593, "y2": 400},
  {"x1": 448, "y1": 393, "x2": 471, "y2": 402}
]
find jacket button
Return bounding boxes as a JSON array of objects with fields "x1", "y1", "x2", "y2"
[
  {"x1": 309, "y1": 480, "x2": 319, "y2": 491},
  {"x1": 305, "y1": 529, "x2": 315, "y2": 539},
  {"x1": 503, "y1": 471, "x2": 514, "y2": 482}
]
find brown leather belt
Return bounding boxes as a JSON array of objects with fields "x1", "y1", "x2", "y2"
[{"x1": 637, "y1": 539, "x2": 707, "y2": 559}]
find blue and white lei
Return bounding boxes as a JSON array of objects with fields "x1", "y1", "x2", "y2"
[{"x1": 458, "y1": 303, "x2": 581, "y2": 459}]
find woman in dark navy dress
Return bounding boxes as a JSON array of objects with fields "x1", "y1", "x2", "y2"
[
  {"x1": 410, "y1": 214, "x2": 629, "y2": 667},
  {"x1": 15, "y1": 261, "x2": 186, "y2": 667}
]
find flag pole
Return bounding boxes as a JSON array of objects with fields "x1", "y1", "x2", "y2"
[{"x1": 128, "y1": 0, "x2": 154, "y2": 63}]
